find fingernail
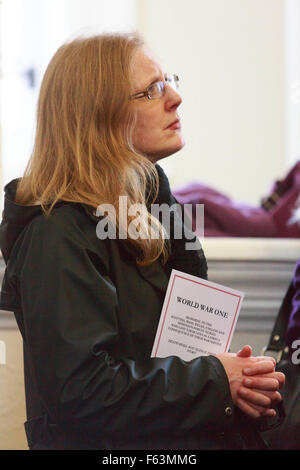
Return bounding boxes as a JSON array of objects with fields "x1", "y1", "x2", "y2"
[
  {"x1": 244, "y1": 368, "x2": 252, "y2": 374},
  {"x1": 244, "y1": 378, "x2": 252, "y2": 386}
]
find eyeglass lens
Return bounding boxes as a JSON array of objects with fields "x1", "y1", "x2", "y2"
[
  {"x1": 148, "y1": 75, "x2": 178, "y2": 99},
  {"x1": 166, "y1": 75, "x2": 178, "y2": 90}
]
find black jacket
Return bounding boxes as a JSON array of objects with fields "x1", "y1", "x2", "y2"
[{"x1": 0, "y1": 165, "x2": 268, "y2": 450}]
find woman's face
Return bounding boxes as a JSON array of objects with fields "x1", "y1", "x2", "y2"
[{"x1": 130, "y1": 46, "x2": 185, "y2": 162}]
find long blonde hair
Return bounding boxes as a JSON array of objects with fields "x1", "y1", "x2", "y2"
[{"x1": 16, "y1": 33, "x2": 169, "y2": 266}]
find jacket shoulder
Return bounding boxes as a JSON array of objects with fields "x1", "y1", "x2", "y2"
[
  {"x1": 9, "y1": 203, "x2": 111, "y2": 277},
  {"x1": 25, "y1": 203, "x2": 100, "y2": 244}
]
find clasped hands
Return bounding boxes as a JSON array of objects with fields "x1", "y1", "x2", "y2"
[{"x1": 217, "y1": 345, "x2": 285, "y2": 420}]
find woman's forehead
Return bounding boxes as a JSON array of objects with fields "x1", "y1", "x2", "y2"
[{"x1": 131, "y1": 46, "x2": 164, "y2": 90}]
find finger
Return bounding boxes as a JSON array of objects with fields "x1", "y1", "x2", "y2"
[
  {"x1": 237, "y1": 345, "x2": 252, "y2": 358},
  {"x1": 243, "y1": 361, "x2": 276, "y2": 376},
  {"x1": 247, "y1": 356, "x2": 276, "y2": 367},
  {"x1": 265, "y1": 408, "x2": 277, "y2": 417},
  {"x1": 253, "y1": 356, "x2": 276, "y2": 366},
  {"x1": 237, "y1": 386, "x2": 272, "y2": 408},
  {"x1": 246, "y1": 403, "x2": 277, "y2": 417},
  {"x1": 236, "y1": 397, "x2": 277, "y2": 419},
  {"x1": 238, "y1": 384, "x2": 283, "y2": 408},
  {"x1": 273, "y1": 372, "x2": 285, "y2": 387},
  {"x1": 242, "y1": 377, "x2": 280, "y2": 391},
  {"x1": 264, "y1": 409, "x2": 277, "y2": 417},
  {"x1": 248, "y1": 372, "x2": 285, "y2": 388},
  {"x1": 236, "y1": 397, "x2": 261, "y2": 420},
  {"x1": 252, "y1": 390, "x2": 282, "y2": 404}
]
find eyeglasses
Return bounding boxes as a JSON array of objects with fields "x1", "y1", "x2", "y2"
[{"x1": 131, "y1": 74, "x2": 179, "y2": 100}]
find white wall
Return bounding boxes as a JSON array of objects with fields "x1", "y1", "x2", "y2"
[
  {"x1": 42, "y1": 0, "x2": 137, "y2": 73},
  {"x1": 0, "y1": 0, "x2": 296, "y2": 205},
  {"x1": 1, "y1": 0, "x2": 138, "y2": 187},
  {"x1": 285, "y1": 0, "x2": 300, "y2": 166},
  {"x1": 138, "y1": 0, "x2": 287, "y2": 204}
]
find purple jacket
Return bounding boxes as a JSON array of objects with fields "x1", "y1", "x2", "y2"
[
  {"x1": 172, "y1": 161, "x2": 300, "y2": 238},
  {"x1": 173, "y1": 182, "x2": 277, "y2": 237}
]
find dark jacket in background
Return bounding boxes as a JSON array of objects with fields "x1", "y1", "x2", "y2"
[
  {"x1": 285, "y1": 259, "x2": 300, "y2": 349},
  {"x1": 0, "y1": 165, "x2": 268, "y2": 450}
]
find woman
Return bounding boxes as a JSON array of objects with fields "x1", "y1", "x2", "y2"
[{"x1": 0, "y1": 33, "x2": 284, "y2": 450}]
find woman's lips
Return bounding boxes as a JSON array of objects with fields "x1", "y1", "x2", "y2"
[{"x1": 166, "y1": 119, "x2": 181, "y2": 130}]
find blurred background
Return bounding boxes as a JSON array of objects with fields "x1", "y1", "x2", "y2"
[
  {"x1": 1, "y1": 0, "x2": 300, "y2": 204},
  {"x1": 1, "y1": 0, "x2": 300, "y2": 450}
]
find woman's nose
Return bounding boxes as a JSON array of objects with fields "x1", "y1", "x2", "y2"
[{"x1": 165, "y1": 84, "x2": 182, "y2": 110}]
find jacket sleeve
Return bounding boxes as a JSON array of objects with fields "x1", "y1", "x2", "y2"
[{"x1": 14, "y1": 213, "x2": 235, "y2": 440}]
